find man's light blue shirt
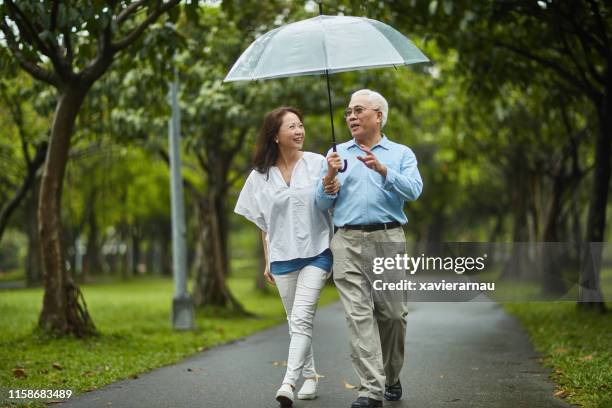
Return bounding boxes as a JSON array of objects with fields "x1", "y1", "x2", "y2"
[{"x1": 315, "y1": 135, "x2": 423, "y2": 227}]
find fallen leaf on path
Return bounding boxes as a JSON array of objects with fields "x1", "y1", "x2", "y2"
[
  {"x1": 271, "y1": 360, "x2": 287, "y2": 367},
  {"x1": 553, "y1": 390, "x2": 567, "y2": 398},
  {"x1": 316, "y1": 374, "x2": 326, "y2": 380},
  {"x1": 342, "y1": 380, "x2": 357, "y2": 389},
  {"x1": 85, "y1": 387, "x2": 97, "y2": 392},
  {"x1": 12, "y1": 367, "x2": 26, "y2": 378}
]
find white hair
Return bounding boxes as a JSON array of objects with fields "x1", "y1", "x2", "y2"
[{"x1": 351, "y1": 89, "x2": 389, "y2": 128}]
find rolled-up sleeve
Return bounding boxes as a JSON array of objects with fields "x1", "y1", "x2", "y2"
[{"x1": 383, "y1": 147, "x2": 423, "y2": 201}]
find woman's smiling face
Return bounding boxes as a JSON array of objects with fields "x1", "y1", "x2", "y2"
[{"x1": 276, "y1": 111, "x2": 305, "y2": 150}]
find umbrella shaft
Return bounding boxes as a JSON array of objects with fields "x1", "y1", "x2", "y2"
[{"x1": 325, "y1": 69, "x2": 337, "y2": 152}]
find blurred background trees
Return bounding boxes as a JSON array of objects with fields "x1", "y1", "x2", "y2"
[{"x1": 1, "y1": 0, "x2": 610, "y2": 328}]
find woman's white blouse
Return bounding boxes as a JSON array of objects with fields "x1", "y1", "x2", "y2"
[{"x1": 234, "y1": 152, "x2": 333, "y2": 263}]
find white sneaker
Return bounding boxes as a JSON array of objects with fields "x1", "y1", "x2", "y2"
[
  {"x1": 297, "y1": 378, "x2": 318, "y2": 400},
  {"x1": 276, "y1": 383, "x2": 294, "y2": 407}
]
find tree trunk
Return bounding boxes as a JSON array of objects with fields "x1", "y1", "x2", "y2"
[
  {"x1": 501, "y1": 160, "x2": 534, "y2": 280},
  {"x1": 26, "y1": 177, "x2": 43, "y2": 287},
  {"x1": 121, "y1": 234, "x2": 131, "y2": 279},
  {"x1": 579, "y1": 86, "x2": 611, "y2": 311},
  {"x1": 485, "y1": 210, "x2": 505, "y2": 261},
  {"x1": 215, "y1": 192, "x2": 230, "y2": 277},
  {"x1": 192, "y1": 194, "x2": 248, "y2": 314},
  {"x1": 131, "y1": 231, "x2": 141, "y2": 275},
  {"x1": 529, "y1": 174, "x2": 541, "y2": 242},
  {"x1": 84, "y1": 191, "x2": 102, "y2": 279},
  {"x1": 0, "y1": 142, "x2": 47, "y2": 243},
  {"x1": 540, "y1": 175, "x2": 567, "y2": 294},
  {"x1": 38, "y1": 86, "x2": 96, "y2": 337},
  {"x1": 150, "y1": 237, "x2": 163, "y2": 276},
  {"x1": 160, "y1": 223, "x2": 172, "y2": 276},
  {"x1": 117, "y1": 183, "x2": 132, "y2": 279},
  {"x1": 570, "y1": 190, "x2": 583, "y2": 244}
]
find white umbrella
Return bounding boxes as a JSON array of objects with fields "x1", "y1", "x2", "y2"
[{"x1": 224, "y1": 9, "x2": 429, "y2": 171}]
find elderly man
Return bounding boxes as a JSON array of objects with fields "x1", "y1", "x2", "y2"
[{"x1": 315, "y1": 89, "x2": 423, "y2": 408}]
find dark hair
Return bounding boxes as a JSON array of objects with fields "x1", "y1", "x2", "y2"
[{"x1": 252, "y1": 106, "x2": 303, "y2": 175}]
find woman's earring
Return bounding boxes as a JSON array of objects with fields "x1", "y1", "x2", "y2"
[{"x1": 275, "y1": 140, "x2": 279, "y2": 143}]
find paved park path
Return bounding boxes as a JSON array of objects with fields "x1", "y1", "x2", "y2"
[{"x1": 59, "y1": 301, "x2": 572, "y2": 408}]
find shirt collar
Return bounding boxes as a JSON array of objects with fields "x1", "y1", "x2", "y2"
[{"x1": 347, "y1": 134, "x2": 391, "y2": 150}]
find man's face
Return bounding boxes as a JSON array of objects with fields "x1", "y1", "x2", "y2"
[{"x1": 345, "y1": 94, "x2": 382, "y2": 141}]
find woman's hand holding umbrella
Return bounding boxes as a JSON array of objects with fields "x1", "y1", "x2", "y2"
[{"x1": 323, "y1": 177, "x2": 341, "y2": 195}]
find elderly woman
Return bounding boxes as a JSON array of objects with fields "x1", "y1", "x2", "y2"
[{"x1": 235, "y1": 107, "x2": 341, "y2": 407}]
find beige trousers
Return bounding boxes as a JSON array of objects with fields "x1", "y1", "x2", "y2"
[{"x1": 331, "y1": 227, "x2": 408, "y2": 400}]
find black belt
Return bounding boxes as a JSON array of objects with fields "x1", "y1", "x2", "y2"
[{"x1": 341, "y1": 221, "x2": 401, "y2": 232}]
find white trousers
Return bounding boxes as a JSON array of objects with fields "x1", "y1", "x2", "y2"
[{"x1": 274, "y1": 265, "x2": 328, "y2": 386}]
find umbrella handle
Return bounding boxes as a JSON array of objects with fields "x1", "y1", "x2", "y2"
[{"x1": 332, "y1": 144, "x2": 348, "y2": 173}]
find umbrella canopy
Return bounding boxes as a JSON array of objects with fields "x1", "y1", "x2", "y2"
[
  {"x1": 224, "y1": 15, "x2": 429, "y2": 82},
  {"x1": 224, "y1": 13, "x2": 429, "y2": 173}
]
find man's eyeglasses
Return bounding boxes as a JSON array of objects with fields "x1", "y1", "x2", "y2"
[{"x1": 343, "y1": 106, "x2": 379, "y2": 118}]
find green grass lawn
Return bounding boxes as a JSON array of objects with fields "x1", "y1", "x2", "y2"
[
  {"x1": 0, "y1": 276, "x2": 339, "y2": 407},
  {"x1": 505, "y1": 302, "x2": 612, "y2": 408},
  {"x1": 0, "y1": 270, "x2": 24, "y2": 283}
]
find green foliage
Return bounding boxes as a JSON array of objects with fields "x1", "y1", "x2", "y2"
[
  {"x1": 110, "y1": 2, "x2": 337, "y2": 203},
  {"x1": 0, "y1": 229, "x2": 27, "y2": 271},
  {"x1": 1, "y1": 1, "x2": 610, "y2": 288},
  {"x1": 0, "y1": 71, "x2": 52, "y2": 232},
  {"x1": 1, "y1": 1, "x2": 183, "y2": 76},
  {"x1": 62, "y1": 146, "x2": 171, "y2": 234}
]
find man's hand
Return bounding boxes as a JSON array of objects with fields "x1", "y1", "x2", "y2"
[
  {"x1": 326, "y1": 152, "x2": 343, "y2": 178},
  {"x1": 357, "y1": 144, "x2": 387, "y2": 177},
  {"x1": 323, "y1": 177, "x2": 341, "y2": 195}
]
